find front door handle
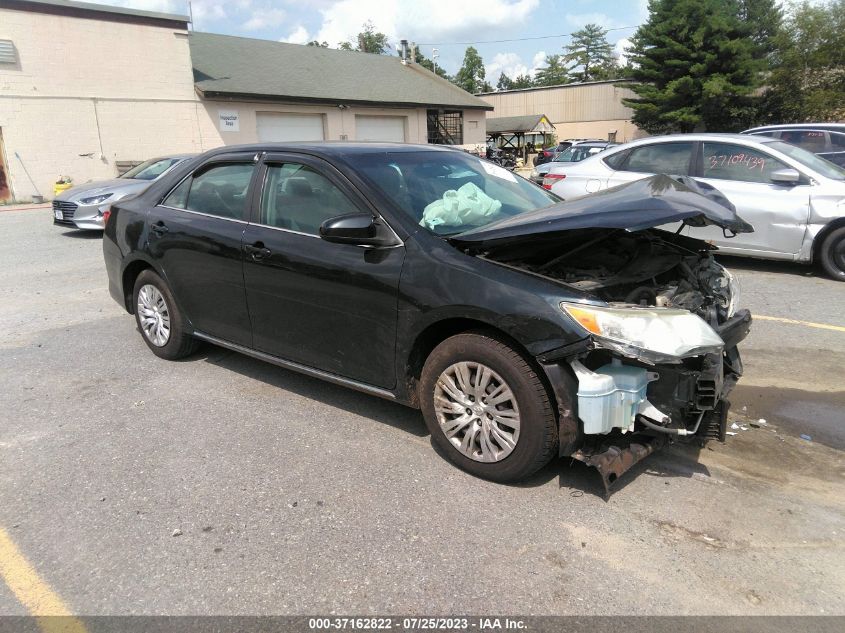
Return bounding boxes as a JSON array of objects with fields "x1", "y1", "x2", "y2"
[{"x1": 244, "y1": 242, "x2": 272, "y2": 260}]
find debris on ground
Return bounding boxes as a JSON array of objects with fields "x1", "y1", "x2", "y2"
[
  {"x1": 172, "y1": 528, "x2": 183, "y2": 537},
  {"x1": 800, "y1": 434, "x2": 813, "y2": 442}
]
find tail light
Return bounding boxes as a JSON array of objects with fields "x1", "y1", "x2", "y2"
[
  {"x1": 542, "y1": 173, "x2": 566, "y2": 190},
  {"x1": 102, "y1": 207, "x2": 112, "y2": 227}
]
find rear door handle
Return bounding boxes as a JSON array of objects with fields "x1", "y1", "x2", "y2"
[
  {"x1": 151, "y1": 221, "x2": 169, "y2": 235},
  {"x1": 244, "y1": 242, "x2": 272, "y2": 260}
]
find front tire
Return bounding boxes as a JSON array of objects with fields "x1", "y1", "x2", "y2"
[
  {"x1": 819, "y1": 227, "x2": 845, "y2": 281},
  {"x1": 132, "y1": 270, "x2": 199, "y2": 360},
  {"x1": 419, "y1": 332, "x2": 558, "y2": 483}
]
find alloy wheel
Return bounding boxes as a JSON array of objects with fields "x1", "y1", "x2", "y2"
[
  {"x1": 433, "y1": 361, "x2": 520, "y2": 463},
  {"x1": 137, "y1": 284, "x2": 171, "y2": 347}
]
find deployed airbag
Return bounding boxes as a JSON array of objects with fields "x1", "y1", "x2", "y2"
[{"x1": 420, "y1": 182, "x2": 502, "y2": 230}]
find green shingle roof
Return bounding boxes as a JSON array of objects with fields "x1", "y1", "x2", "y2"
[
  {"x1": 189, "y1": 32, "x2": 492, "y2": 111},
  {"x1": 486, "y1": 115, "x2": 555, "y2": 134}
]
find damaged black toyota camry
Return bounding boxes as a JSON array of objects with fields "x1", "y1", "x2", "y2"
[{"x1": 103, "y1": 143, "x2": 752, "y2": 491}]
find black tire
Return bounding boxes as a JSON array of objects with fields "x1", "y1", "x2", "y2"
[
  {"x1": 132, "y1": 269, "x2": 200, "y2": 360},
  {"x1": 819, "y1": 227, "x2": 845, "y2": 281},
  {"x1": 419, "y1": 332, "x2": 558, "y2": 483}
]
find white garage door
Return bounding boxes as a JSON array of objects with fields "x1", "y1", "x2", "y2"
[
  {"x1": 256, "y1": 113, "x2": 325, "y2": 142},
  {"x1": 356, "y1": 116, "x2": 406, "y2": 142}
]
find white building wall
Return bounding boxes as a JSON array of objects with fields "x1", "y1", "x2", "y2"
[{"x1": 0, "y1": 5, "x2": 489, "y2": 202}]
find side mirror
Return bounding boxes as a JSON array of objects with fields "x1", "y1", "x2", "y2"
[
  {"x1": 770, "y1": 168, "x2": 801, "y2": 185},
  {"x1": 319, "y1": 213, "x2": 393, "y2": 246}
]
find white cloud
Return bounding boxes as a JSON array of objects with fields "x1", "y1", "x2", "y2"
[
  {"x1": 564, "y1": 12, "x2": 625, "y2": 31},
  {"x1": 84, "y1": 1, "x2": 229, "y2": 27},
  {"x1": 313, "y1": 0, "x2": 540, "y2": 48},
  {"x1": 485, "y1": 49, "x2": 547, "y2": 81},
  {"x1": 614, "y1": 37, "x2": 633, "y2": 65},
  {"x1": 242, "y1": 8, "x2": 286, "y2": 31},
  {"x1": 282, "y1": 25, "x2": 312, "y2": 45}
]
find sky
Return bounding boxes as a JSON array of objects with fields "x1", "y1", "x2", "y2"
[{"x1": 89, "y1": 0, "x2": 651, "y2": 81}]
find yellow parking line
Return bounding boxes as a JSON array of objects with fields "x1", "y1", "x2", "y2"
[
  {"x1": 755, "y1": 314, "x2": 845, "y2": 333},
  {"x1": 0, "y1": 527, "x2": 87, "y2": 633}
]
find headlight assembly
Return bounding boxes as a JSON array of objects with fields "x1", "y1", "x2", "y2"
[
  {"x1": 561, "y1": 302, "x2": 724, "y2": 361},
  {"x1": 80, "y1": 193, "x2": 113, "y2": 205}
]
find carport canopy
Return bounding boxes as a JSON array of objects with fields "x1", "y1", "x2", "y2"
[{"x1": 486, "y1": 114, "x2": 556, "y2": 156}]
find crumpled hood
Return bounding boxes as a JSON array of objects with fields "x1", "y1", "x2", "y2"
[
  {"x1": 450, "y1": 175, "x2": 754, "y2": 248},
  {"x1": 56, "y1": 178, "x2": 149, "y2": 202}
]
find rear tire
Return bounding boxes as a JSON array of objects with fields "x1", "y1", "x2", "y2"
[
  {"x1": 819, "y1": 227, "x2": 845, "y2": 281},
  {"x1": 132, "y1": 270, "x2": 199, "y2": 360},
  {"x1": 419, "y1": 332, "x2": 558, "y2": 483}
]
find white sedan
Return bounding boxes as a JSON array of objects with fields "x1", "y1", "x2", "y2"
[{"x1": 544, "y1": 133, "x2": 845, "y2": 280}]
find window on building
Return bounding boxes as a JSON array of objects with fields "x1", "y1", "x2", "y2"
[{"x1": 427, "y1": 110, "x2": 463, "y2": 145}]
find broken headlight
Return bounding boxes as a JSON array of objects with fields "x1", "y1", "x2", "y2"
[
  {"x1": 720, "y1": 265, "x2": 740, "y2": 318},
  {"x1": 561, "y1": 302, "x2": 724, "y2": 361}
]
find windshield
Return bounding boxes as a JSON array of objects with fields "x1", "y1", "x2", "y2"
[
  {"x1": 764, "y1": 140, "x2": 845, "y2": 181},
  {"x1": 554, "y1": 145, "x2": 605, "y2": 163},
  {"x1": 354, "y1": 151, "x2": 559, "y2": 235},
  {"x1": 121, "y1": 157, "x2": 183, "y2": 181}
]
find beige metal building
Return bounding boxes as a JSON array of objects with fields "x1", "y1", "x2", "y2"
[
  {"x1": 0, "y1": 0, "x2": 489, "y2": 203},
  {"x1": 479, "y1": 80, "x2": 646, "y2": 144}
]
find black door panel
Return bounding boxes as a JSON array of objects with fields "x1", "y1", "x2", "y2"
[
  {"x1": 147, "y1": 210, "x2": 251, "y2": 346},
  {"x1": 243, "y1": 229, "x2": 403, "y2": 387}
]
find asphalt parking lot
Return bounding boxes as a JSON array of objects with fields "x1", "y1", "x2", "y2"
[{"x1": 1, "y1": 207, "x2": 843, "y2": 616}]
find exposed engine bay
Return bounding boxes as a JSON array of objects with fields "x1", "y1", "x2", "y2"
[
  {"x1": 483, "y1": 226, "x2": 735, "y2": 328},
  {"x1": 479, "y1": 225, "x2": 752, "y2": 494}
]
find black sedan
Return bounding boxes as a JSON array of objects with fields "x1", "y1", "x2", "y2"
[{"x1": 103, "y1": 143, "x2": 751, "y2": 491}]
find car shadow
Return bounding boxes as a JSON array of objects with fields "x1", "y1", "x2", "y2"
[
  {"x1": 60, "y1": 229, "x2": 103, "y2": 239},
  {"x1": 194, "y1": 341, "x2": 712, "y2": 499},
  {"x1": 196, "y1": 344, "x2": 428, "y2": 439},
  {"x1": 715, "y1": 254, "x2": 817, "y2": 278}
]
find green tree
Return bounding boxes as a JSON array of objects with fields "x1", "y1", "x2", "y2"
[
  {"x1": 496, "y1": 72, "x2": 515, "y2": 90},
  {"x1": 761, "y1": 0, "x2": 845, "y2": 122},
  {"x1": 454, "y1": 46, "x2": 488, "y2": 93},
  {"x1": 623, "y1": 0, "x2": 762, "y2": 133},
  {"x1": 307, "y1": 40, "x2": 329, "y2": 47},
  {"x1": 533, "y1": 54, "x2": 570, "y2": 86},
  {"x1": 563, "y1": 23, "x2": 615, "y2": 82},
  {"x1": 338, "y1": 21, "x2": 390, "y2": 54},
  {"x1": 512, "y1": 73, "x2": 534, "y2": 89},
  {"x1": 738, "y1": 0, "x2": 782, "y2": 59}
]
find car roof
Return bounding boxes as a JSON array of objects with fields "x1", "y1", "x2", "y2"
[
  {"x1": 743, "y1": 123, "x2": 845, "y2": 132},
  {"x1": 608, "y1": 133, "x2": 781, "y2": 149},
  {"x1": 199, "y1": 142, "x2": 456, "y2": 159}
]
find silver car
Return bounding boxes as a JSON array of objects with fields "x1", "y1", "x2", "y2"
[
  {"x1": 545, "y1": 134, "x2": 845, "y2": 280},
  {"x1": 529, "y1": 141, "x2": 618, "y2": 185},
  {"x1": 53, "y1": 155, "x2": 193, "y2": 230}
]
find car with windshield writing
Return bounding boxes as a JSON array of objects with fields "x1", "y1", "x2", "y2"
[
  {"x1": 543, "y1": 134, "x2": 845, "y2": 281},
  {"x1": 102, "y1": 143, "x2": 751, "y2": 492},
  {"x1": 53, "y1": 154, "x2": 194, "y2": 230},
  {"x1": 743, "y1": 123, "x2": 845, "y2": 167}
]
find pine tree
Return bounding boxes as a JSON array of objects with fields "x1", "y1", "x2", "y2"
[
  {"x1": 533, "y1": 55, "x2": 569, "y2": 87},
  {"x1": 496, "y1": 72, "x2": 515, "y2": 90},
  {"x1": 623, "y1": 0, "x2": 762, "y2": 133},
  {"x1": 512, "y1": 74, "x2": 534, "y2": 89},
  {"x1": 563, "y1": 24, "x2": 614, "y2": 82},
  {"x1": 455, "y1": 47, "x2": 487, "y2": 94}
]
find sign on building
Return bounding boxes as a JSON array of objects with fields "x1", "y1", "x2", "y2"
[{"x1": 218, "y1": 110, "x2": 240, "y2": 132}]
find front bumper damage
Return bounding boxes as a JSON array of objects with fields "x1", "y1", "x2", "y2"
[{"x1": 541, "y1": 309, "x2": 752, "y2": 496}]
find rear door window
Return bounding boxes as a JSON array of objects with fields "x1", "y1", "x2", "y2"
[
  {"x1": 622, "y1": 142, "x2": 694, "y2": 175},
  {"x1": 701, "y1": 142, "x2": 788, "y2": 184},
  {"x1": 780, "y1": 130, "x2": 828, "y2": 153},
  {"x1": 163, "y1": 163, "x2": 255, "y2": 220}
]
